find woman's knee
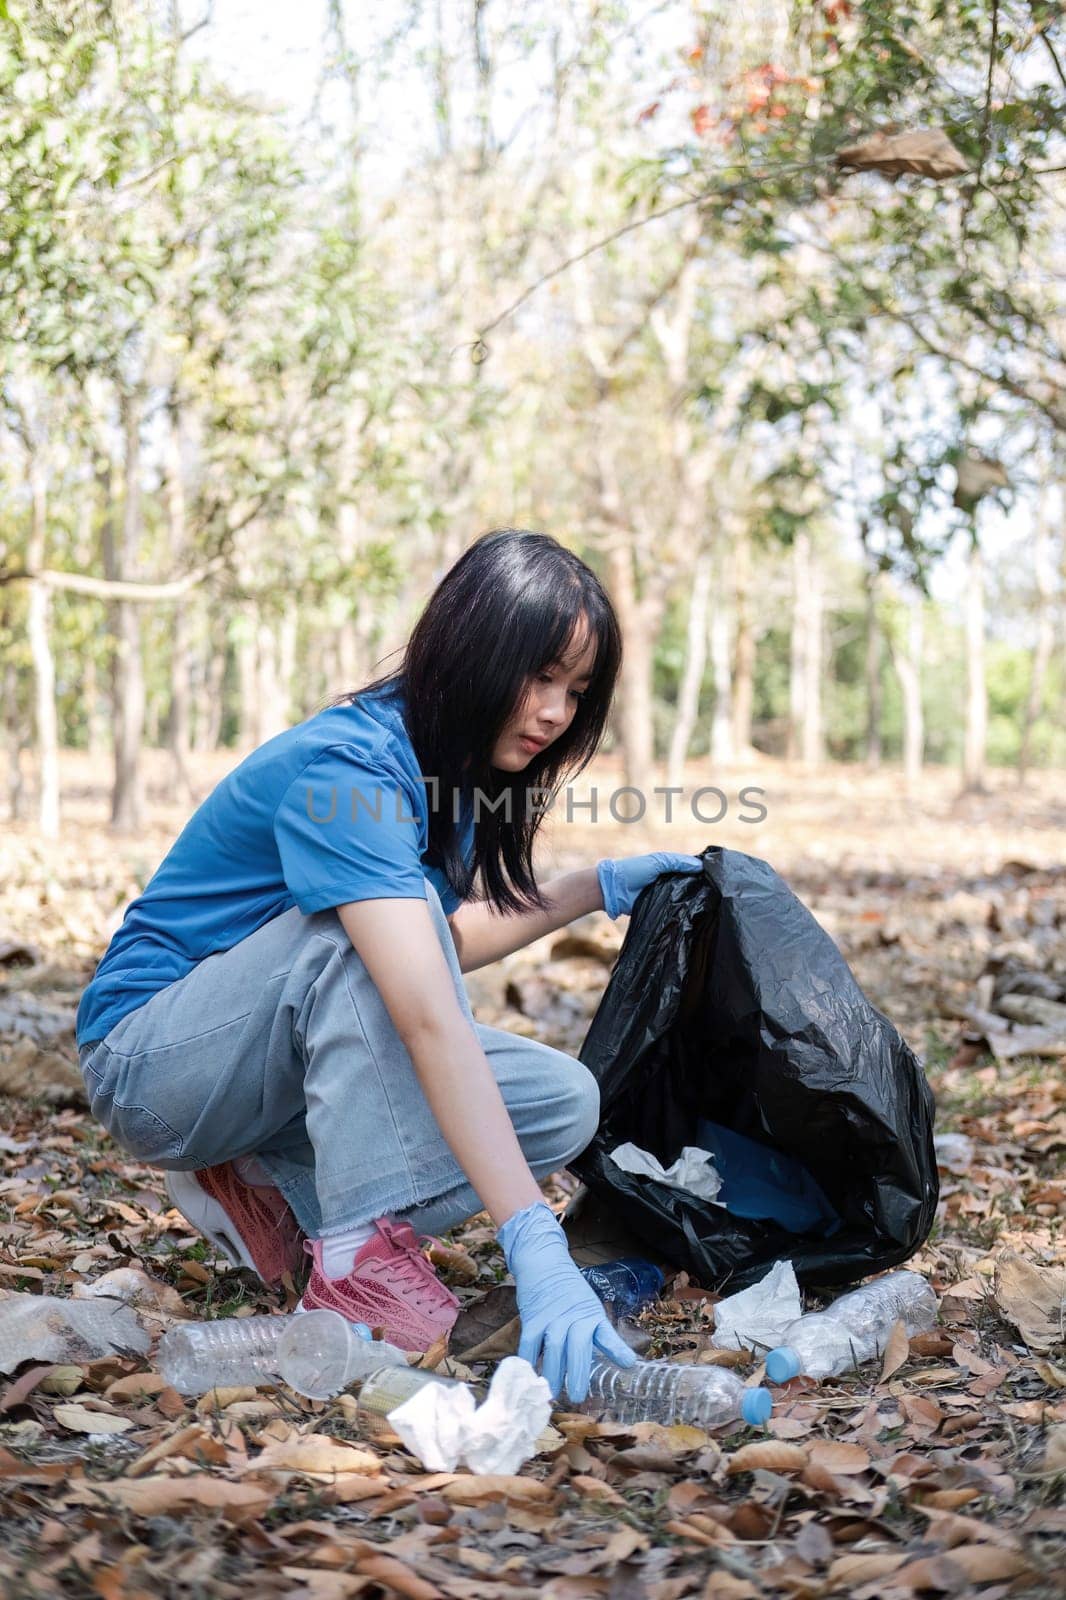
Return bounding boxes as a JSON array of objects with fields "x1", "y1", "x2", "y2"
[{"x1": 546, "y1": 1058, "x2": 601, "y2": 1167}]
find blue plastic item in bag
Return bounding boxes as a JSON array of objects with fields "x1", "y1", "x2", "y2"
[{"x1": 695, "y1": 1118, "x2": 841, "y2": 1236}]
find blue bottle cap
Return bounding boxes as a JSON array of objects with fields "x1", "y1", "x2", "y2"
[
  {"x1": 741, "y1": 1386, "x2": 773, "y2": 1426},
  {"x1": 350, "y1": 1322, "x2": 373, "y2": 1341},
  {"x1": 765, "y1": 1346, "x2": 802, "y2": 1384}
]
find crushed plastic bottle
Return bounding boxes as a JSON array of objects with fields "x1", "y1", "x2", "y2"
[
  {"x1": 0, "y1": 1288, "x2": 150, "y2": 1375},
  {"x1": 766, "y1": 1270, "x2": 938, "y2": 1383},
  {"x1": 156, "y1": 1309, "x2": 408, "y2": 1399},
  {"x1": 580, "y1": 1259, "x2": 664, "y2": 1323},
  {"x1": 933, "y1": 1132, "x2": 974, "y2": 1174},
  {"x1": 577, "y1": 1358, "x2": 771, "y2": 1427}
]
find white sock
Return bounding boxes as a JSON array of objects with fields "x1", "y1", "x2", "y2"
[{"x1": 319, "y1": 1218, "x2": 383, "y2": 1279}]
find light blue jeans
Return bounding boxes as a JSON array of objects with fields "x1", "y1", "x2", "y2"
[{"x1": 78, "y1": 882, "x2": 600, "y2": 1240}]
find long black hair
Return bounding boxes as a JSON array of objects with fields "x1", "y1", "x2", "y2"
[{"x1": 334, "y1": 528, "x2": 622, "y2": 916}]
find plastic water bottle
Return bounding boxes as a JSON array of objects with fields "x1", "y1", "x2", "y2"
[
  {"x1": 580, "y1": 1260, "x2": 664, "y2": 1322},
  {"x1": 578, "y1": 1359, "x2": 771, "y2": 1427},
  {"x1": 157, "y1": 1309, "x2": 407, "y2": 1399},
  {"x1": 766, "y1": 1271, "x2": 938, "y2": 1383}
]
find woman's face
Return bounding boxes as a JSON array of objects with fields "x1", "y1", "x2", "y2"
[{"x1": 490, "y1": 622, "x2": 598, "y2": 772}]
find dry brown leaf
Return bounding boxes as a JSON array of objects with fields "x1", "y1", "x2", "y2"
[
  {"x1": 916, "y1": 1505, "x2": 1023, "y2": 1550},
  {"x1": 194, "y1": 1386, "x2": 259, "y2": 1413},
  {"x1": 72, "y1": 1266, "x2": 188, "y2": 1321},
  {"x1": 317, "y1": 1474, "x2": 391, "y2": 1505},
  {"x1": 664, "y1": 1517, "x2": 717, "y2": 1547},
  {"x1": 807, "y1": 1440, "x2": 871, "y2": 1475},
  {"x1": 920, "y1": 1487, "x2": 982, "y2": 1509},
  {"x1": 768, "y1": 1416, "x2": 814, "y2": 1439},
  {"x1": 917, "y1": 1544, "x2": 1033, "y2": 1584},
  {"x1": 105, "y1": 1373, "x2": 169, "y2": 1402},
  {"x1": 1033, "y1": 1358, "x2": 1066, "y2": 1388},
  {"x1": 64, "y1": 1474, "x2": 275, "y2": 1524},
  {"x1": 457, "y1": 1314, "x2": 522, "y2": 1364},
  {"x1": 704, "y1": 1575, "x2": 759, "y2": 1600},
  {"x1": 1045, "y1": 1425, "x2": 1066, "y2": 1473},
  {"x1": 52, "y1": 1403, "x2": 134, "y2": 1435},
  {"x1": 601, "y1": 1527, "x2": 650, "y2": 1563},
  {"x1": 251, "y1": 1434, "x2": 383, "y2": 1477},
  {"x1": 827, "y1": 1552, "x2": 906, "y2": 1589},
  {"x1": 437, "y1": 1473, "x2": 552, "y2": 1505},
  {"x1": 273, "y1": 1572, "x2": 364, "y2": 1600},
  {"x1": 879, "y1": 1319, "x2": 910, "y2": 1382},
  {"x1": 37, "y1": 1366, "x2": 84, "y2": 1397},
  {"x1": 834, "y1": 127, "x2": 970, "y2": 179},
  {"x1": 127, "y1": 1422, "x2": 229, "y2": 1477},
  {"x1": 570, "y1": 1473, "x2": 626, "y2": 1504},
  {"x1": 725, "y1": 1440, "x2": 808, "y2": 1475},
  {"x1": 423, "y1": 1239, "x2": 479, "y2": 1284},
  {"x1": 993, "y1": 1251, "x2": 1066, "y2": 1351}
]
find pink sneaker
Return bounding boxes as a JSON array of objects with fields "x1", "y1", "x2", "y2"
[
  {"x1": 165, "y1": 1162, "x2": 305, "y2": 1288},
  {"x1": 300, "y1": 1217, "x2": 460, "y2": 1352}
]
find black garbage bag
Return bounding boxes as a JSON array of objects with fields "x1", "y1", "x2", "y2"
[{"x1": 571, "y1": 846, "x2": 938, "y2": 1290}]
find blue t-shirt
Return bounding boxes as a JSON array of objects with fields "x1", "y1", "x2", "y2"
[{"x1": 76, "y1": 685, "x2": 475, "y2": 1047}]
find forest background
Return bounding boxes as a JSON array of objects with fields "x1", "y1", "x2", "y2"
[{"x1": 1, "y1": 0, "x2": 1064, "y2": 843}]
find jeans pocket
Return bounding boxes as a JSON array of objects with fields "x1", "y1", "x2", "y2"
[{"x1": 82, "y1": 1049, "x2": 185, "y2": 1163}]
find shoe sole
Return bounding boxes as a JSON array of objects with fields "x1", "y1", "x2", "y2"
[{"x1": 164, "y1": 1169, "x2": 260, "y2": 1278}]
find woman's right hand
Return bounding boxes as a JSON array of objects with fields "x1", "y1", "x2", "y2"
[{"x1": 497, "y1": 1201, "x2": 638, "y2": 1402}]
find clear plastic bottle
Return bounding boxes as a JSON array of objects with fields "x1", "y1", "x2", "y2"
[
  {"x1": 157, "y1": 1309, "x2": 407, "y2": 1399},
  {"x1": 766, "y1": 1270, "x2": 938, "y2": 1383},
  {"x1": 580, "y1": 1260, "x2": 664, "y2": 1323},
  {"x1": 578, "y1": 1358, "x2": 771, "y2": 1427}
]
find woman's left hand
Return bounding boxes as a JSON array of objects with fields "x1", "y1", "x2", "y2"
[{"x1": 596, "y1": 852, "x2": 705, "y2": 919}]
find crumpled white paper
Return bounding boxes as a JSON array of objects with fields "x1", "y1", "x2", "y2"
[
  {"x1": 610, "y1": 1141, "x2": 723, "y2": 1202},
  {"x1": 711, "y1": 1259, "x2": 802, "y2": 1352},
  {"x1": 386, "y1": 1356, "x2": 553, "y2": 1476}
]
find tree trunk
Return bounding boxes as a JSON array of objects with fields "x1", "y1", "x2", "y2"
[
  {"x1": 788, "y1": 531, "x2": 809, "y2": 762},
  {"x1": 890, "y1": 588, "x2": 925, "y2": 790},
  {"x1": 256, "y1": 608, "x2": 290, "y2": 743},
  {"x1": 1018, "y1": 496, "x2": 1056, "y2": 783},
  {"x1": 76, "y1": 476, "x2": 106, "y2": 759},
  {"x1": 200, "y1": 609, "x2": 226, "y2": 751},
  {"x1": 335, "y1": 406, "x2": 367, "y2": 692},
  {"x1": 605, "y1": 538, "x2": 655, "y2": 792},
  {"x1": 789, "y1": 530, "x2": 824, "y2": 767},
  {"x1": 278, "y1": 611, "x2": 297, "y2": 720},
  {"x1": 666, "y1": 547, "x2": 712, "y2": 789},
  {"x1": 110, "y1": 391, "x2": 146, "y2": 831},
  {"x1": 865, "y1": 565, "x2": 882, "y2": 769},
  {"x1": 731, "y1": 519, "x2": 756, "y2": 760},
  {"x1": 708, "y1": 548, "x2": 735, "y2": 767},
  {"x1": 802, "y1": 540, "x2": 824, "y2": 767},
  {"x1": 83, "y1": 650, "x2": 106, "y2": 758},
  {"x1": 26, "y1": 453, "x2": 60, "y2": 837},
  {"x1": 2, "y1": 651, "x2": 27, "y2": 822},
  {"x1": 304, "y1": 624, "x2": 326, "y2": 718},
  {"x1": 164, "y1": 397, "x2": 196, "y2": 803},
  {"x1": 234, "y1": 601, "x2": 258, "y2": 752},
  {"x1": 962, "y1": 531, "x2": 987, "y2": 793}
]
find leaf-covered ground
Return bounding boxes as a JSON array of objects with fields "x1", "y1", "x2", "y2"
[{"x1": 0, "y1": 752, "x2": 1063, "y2": 1598}]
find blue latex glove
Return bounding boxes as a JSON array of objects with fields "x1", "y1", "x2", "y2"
[
  {"x1": 596, "y1": 852, "x2": 705, "y2": 919},
  {"x1": 497, "y1": 1202, "x2": 638, "y2": 1402}
]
